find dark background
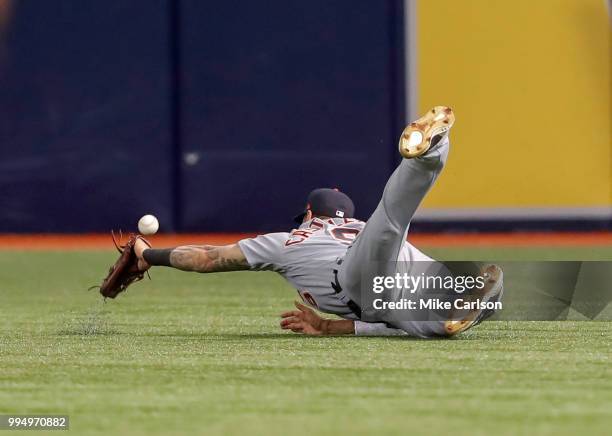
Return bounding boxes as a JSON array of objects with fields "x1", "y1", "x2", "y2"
[{"x1": 0, "y1": 0, "x2": 405, "y2": 233}]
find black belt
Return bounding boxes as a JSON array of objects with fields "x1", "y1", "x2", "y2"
[{"x1": 331, "y1": 269, "x2": 362, "y2": 319}]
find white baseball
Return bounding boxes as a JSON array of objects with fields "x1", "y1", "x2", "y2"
[{"x1": 138, "y1": 214, "x2": 159, "y2": 235}]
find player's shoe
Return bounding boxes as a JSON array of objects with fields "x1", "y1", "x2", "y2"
[
  {"x1": 398, "y1": 106, "x2": 455, "y2": 159},
  {"x1": 443, "y1": 264, "x2": 504, "y2": 336}
]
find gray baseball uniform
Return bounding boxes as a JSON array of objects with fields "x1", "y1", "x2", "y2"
[{"x1": 239, "y1": 138, "x2": 451, "y2": 338}]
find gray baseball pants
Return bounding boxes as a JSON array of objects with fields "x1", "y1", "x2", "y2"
[{"x1": 337, "y1": 139, "x2": 451, "y2": 337}]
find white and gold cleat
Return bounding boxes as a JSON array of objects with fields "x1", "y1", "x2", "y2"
[
  {"x1": 398, "y1": 106, "x2": 455, "y2": 159},
  {"x1": 444, "y1": 264, "x2": 504, "y2": 336}
]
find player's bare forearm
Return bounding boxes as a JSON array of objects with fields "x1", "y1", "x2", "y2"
[
  {"x1": 320, "y1": 319, "x2": 355, "y2": 335},
  {"x1": 280, "y1": 301, "x2": 355, "y2": 335},
  {"x1": 169, "y1": 244, "x2": 249, "y2": 272},
  {"x1": 136, "y1": 240, "x2": 249, "y2": 273}
]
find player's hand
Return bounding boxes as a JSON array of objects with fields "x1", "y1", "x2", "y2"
[
  {"x1": 134, "y1": 237, "x2": 151, "y2": 271},
  {"x1": 280, "y1": 301, "x2": 327, "y2": 335}
]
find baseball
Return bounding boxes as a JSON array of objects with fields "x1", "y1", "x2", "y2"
[{"x1": 138, "y1": 214, "x2": 159, "y2": 235}]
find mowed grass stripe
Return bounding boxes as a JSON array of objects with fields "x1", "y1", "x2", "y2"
[{"x1": 0, "y1": 249, "x2": 610, "y2": 435}]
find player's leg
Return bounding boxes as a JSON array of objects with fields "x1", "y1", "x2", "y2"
[
  {"x1": 337, "y1": 107, "x2": 452, "y2": 316},
  {"x1": 442, "y1": 264, "x2": 504, "y2": 335}
]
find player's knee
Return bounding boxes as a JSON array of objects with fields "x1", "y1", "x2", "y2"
[{"x1": 375, "y1": 227, "x2": 403, "y2": 253}]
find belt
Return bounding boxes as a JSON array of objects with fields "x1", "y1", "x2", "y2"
[{"x1": 331, "y1": 269, "x2": 362, "y2": 319}]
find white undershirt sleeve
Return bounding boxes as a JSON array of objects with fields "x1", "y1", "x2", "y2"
[{"x1": 354, "y1": 321, "x2": 408, "y2": 336}]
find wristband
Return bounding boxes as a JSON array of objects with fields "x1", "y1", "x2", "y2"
[{"x1": 142, "y1": 248, "x2": 173, "y2": 267}]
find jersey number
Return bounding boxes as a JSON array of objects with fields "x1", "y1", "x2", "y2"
[{"x1": 330, "y1": 227, "x2": 360, "y2": 244}]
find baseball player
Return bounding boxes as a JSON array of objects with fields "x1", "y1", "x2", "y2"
[{"x1": 128, "y1": 106, "x2": 503, "y2": 338}]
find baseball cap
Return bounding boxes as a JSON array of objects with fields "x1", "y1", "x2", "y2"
[{"x1": 293, "y1": 188, "x2": 355, "y2": 224}]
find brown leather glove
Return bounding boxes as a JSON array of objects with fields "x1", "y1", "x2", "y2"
[{"x1": 97, "y1": 232, "x2": 151, "y2": 299}]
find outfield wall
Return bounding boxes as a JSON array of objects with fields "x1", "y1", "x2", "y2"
[
  {"x1": 0, "y1": 0, "x2": 405, "y2": 233},
  {"x1": 0, "y1": 1, "x2": 609, "y2": 233},
  {"x1": 415, "y1": 0, "x2": 611, "y2": 227}
]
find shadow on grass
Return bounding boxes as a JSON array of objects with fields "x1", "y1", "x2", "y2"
[{"x1": 67, "y1": 331, "x2": 473, "y2": 342}]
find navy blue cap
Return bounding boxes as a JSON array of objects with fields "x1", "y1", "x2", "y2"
[{"x1": 293, "y1": 188, "x2": 355, "y2": 224}]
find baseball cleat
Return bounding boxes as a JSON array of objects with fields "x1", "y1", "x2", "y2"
[
  {"x1": 398, "y1": 106, "x2": 455, "y2": 159},
  {"x1": 444, "y1": 264, "x2": 504, "y2": 336}
]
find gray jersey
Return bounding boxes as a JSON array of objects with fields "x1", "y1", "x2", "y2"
[{"x1": 238, "y1": 217, "x2": 433, "y2": 320}]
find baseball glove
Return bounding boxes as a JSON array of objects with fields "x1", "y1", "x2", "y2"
[{"x1": 94, "y1": 231, "x2": 151, "y2": 299}]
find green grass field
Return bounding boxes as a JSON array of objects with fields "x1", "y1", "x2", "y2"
[{"x1": 1, "y1": 247, "x2": 611, "y2": 435}]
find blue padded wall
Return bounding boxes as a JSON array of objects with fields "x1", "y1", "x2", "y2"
[
  {"x1": 0, "y1": 0, "x2": 405, "y2": 233},
  {"x1": 178, "y1": 0, "x2": 405, "y2": 232},
  {"x1": 0, "y1": 0, "x2": 173, "y2": 232}
]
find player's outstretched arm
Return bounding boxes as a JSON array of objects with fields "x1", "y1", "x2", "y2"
[
  {"x1": 135, "y1": 239, "x2": 250, "y2": 273},
  {"x1": 280, "y1": 301, "x2": 355, "y2": 335}
]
